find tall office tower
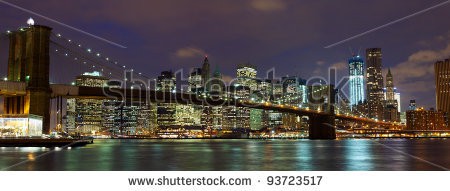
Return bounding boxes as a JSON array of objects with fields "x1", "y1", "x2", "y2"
[
  {"x1": 348, "y1": 55, "x2": 365, "y2": 108},
  {"x1": 5, "y1": 20, "x2": 52, "y2": 133},
  {"x1": 236, "y1": 63, "x2": 258, "y2": 90},
  {"x1": 156, "y1": 71, "x2": 176, "y2": 92},
  {"x1": 188, "y1": 68, "x2": 202, "y2": 93},
  {"x1": 435, "y1": 59, "x2": 450, "y2": 126},
  {"x1": 383, "y1": 69, "x2": 399, "y2": 122},
  {"x1": 366, "y1": 48, "x2": 384, "y2": 120},
  {"x1": 201, "y1": 56, "x2": 210, "y2": 91}
]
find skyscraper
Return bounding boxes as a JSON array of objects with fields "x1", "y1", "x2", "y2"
[
  {"x1": 383, "y1": 69, "x2": 399, "y2": 122},
  {"x1": 366, "y1": 48, "x2": 384, "y2": 120},
  {"x1": 201, "y1": 56, "x2": 210, "y2": 92},
  {"x1": 348, "y1": 55, "x2": 365, "y2": 107},
  {"x1": 435, "y1": 59, "x2": 450, "y2": 126}
]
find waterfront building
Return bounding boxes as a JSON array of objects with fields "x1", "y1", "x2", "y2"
[
  {"x1": 0, "y1": 114, "x2": 42, "y2": 137},
  {"x1": 406, "y1": 107, "x2": 447, "y2": 130},
  {"x1": 66, "y1": 71, "x2": 108, "y2": 135}
]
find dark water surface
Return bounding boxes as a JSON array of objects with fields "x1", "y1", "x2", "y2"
[{"x1": 1, "y1": 139, "x2": 449, "y2": 171}]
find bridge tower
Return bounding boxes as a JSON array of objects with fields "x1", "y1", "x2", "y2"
[
  {"x1": 307, "y1": 85, "x2": 337, "y2": 139},
  {"x1": 5, "y1": 23, "x2": 52, "y2": 134}
]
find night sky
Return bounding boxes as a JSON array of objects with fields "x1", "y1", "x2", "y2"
[{"x1": 1, "y1": 0, "x2": 449, "y2": 111}]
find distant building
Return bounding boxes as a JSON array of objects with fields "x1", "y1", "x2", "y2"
[
  {"x1": 280, "y1": 76, "x2": 307, "y2": 107},
  {"x1": 188, "y1": 68, "x2": 202, "y2": 93},
  {"x1": 209, "y1": 68, "x2": 226, "y2": 97},
  {"x1": 394, "y1": 92, "x2": 401, "y2": 112},
  {"x1": 408, "y1": 100, "x2": 417, "y2": 111},
  {"x1": 236, "y1": 63, "x2": 258, "y2": 90},
  {"x1": 366, "y1": 48, "x2": 384, "y2": 120},
  {"x1": 201, "y1": 56, "x2": 210, "y2": 92},
  {"x1": 157, "y1": 71, "x2": 176, "y2": 92},
  {"x1": 383, "y1": 69, "x2": 399, "y2": 122},
  {"x1": 348, "y1": 55, "x2": 365, "y2": 107},
  {"x1": 406, "y1": 107, "x2": 447, "y2": 130}
]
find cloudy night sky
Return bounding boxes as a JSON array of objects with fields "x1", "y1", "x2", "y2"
[{"x1": 0, "y1": 0, "x2": 449, "y2": 111}]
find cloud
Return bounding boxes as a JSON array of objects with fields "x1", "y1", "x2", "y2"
[
  {"x1": 174, "y1": 47, "x2": 206, "y2": 59},
  {"x1": 389, "y1": 42, "x2": 450, "y2": 85},
  {"x1": 250, "y1": 0, "x2": 286, "y2": 12},
  {"x1": 330, "y1": 61, "x2": 347, "y2": 71},
  {"x1": 387, "y1": 40, "x2": 450, "y2": 110},
  {"x1": 316, "y1": 60, "x2": 325, "y2": 66}
]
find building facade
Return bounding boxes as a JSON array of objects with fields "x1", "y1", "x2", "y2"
[
  {"x1": 157, "y1": 71, "x2": 176, "y2": 92},
  {"x1": 435, "y1": 59, "x2": 450, "y2": 126},
  {"x1": 383, "y1": 69, "x2": 399, "y2": 122},
  {"x1": 406, "y1": 108, "x2": 447, "y2": 130},
  {"x1": 366, "y1": 48, "x2": 385, "y2": 120}
]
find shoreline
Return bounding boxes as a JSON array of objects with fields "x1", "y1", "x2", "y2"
[{"x1": 0, "y1": 138, "x2": 94, "y2": 147}]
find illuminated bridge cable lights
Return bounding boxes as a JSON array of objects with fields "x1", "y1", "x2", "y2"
[
  {"x1": 50, "y1": 41, "x2": 124, "y2": 80},
  {"x1": 51, "y1": 32, "x2": 152, "y2": 80},
  {"x1": 50, "y1": 40, "x2": 126, "y2": 78}
]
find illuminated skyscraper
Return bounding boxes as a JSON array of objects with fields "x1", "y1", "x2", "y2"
[
  {"x1": 366, "y1": 48, "x2": 384, "y2": 120},
  {"x1": 348, "y1": 55, "x2": 365, "y2": 107},
  {"x1": 236, "y1": 63, "x2": 258, "y2": 90},
  {"x1": 383, "y1": 69, "x2": 399, "y2": 122},
  {"x1": 435, "y1": 59, "x2": 450, "y2": 126}
]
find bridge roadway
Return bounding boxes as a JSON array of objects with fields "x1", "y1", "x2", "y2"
[{"x1": 0, "y1": 82, "x2": 402, "y2": 134}]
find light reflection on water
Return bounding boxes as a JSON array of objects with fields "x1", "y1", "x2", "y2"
[{"x1": 1, "y1": 139, "x2": 450, "y2": 171}]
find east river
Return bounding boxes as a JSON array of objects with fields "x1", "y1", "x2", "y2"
[{"x1": 1, "y1": 139, "x2": 449, "y2": 170}]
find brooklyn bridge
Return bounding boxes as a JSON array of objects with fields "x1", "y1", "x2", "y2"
[{"x1": 0, "y1": 22, "x2": 404, "y2": 139}]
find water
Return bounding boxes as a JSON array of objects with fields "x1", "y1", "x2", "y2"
[{"x1": 1, "y1": 139, "x2": 449, "y2": 171}]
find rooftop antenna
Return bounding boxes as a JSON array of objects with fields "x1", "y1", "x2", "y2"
[{"x1": 348, "y1": 47, "x2": 355, "y2": 56}]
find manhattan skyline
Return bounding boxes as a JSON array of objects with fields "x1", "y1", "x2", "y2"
[{"x1": 0, "y1": 0, "x2": 450, "y2": 112}]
